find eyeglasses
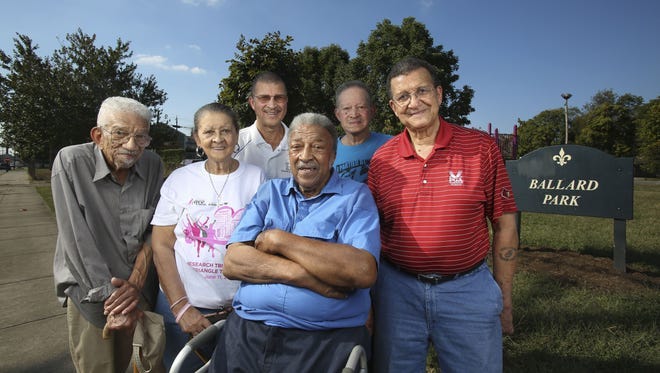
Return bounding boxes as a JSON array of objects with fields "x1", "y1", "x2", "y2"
[
  {"x1": 392, "y1": 86, "x2": 435, "y2": 107},
  {"x1": 253, "y1": 94, "x2": 287, "y2": 104},
  {"x1": 101, "y1": 127, "x2": 152, "y2": 147},
  {"x1": 339, "y1": 105, "x2": 370, "y2": 115}
]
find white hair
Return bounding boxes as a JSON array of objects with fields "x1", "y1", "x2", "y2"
[{"x1": 97, "y1": 97, "x2": 151, "y2": 127}]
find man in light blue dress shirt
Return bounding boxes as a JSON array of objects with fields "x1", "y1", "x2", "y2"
[{"x1": 210, "y1": 112, "x2": 380, "y2": 373}]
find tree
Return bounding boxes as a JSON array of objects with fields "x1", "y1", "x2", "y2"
[
  {"x1": 218, "y1": 32, "x2": 301, "y2": 127},
  {"x1": 0, "y1": 29, "x2": 167, "y2": 172},
  {"x1": 0, "y1": 34, "x2": 56, "y2": 173},
  {"x1": 298, "y1": 45, "x2": 351, "y2": 122},
  {"x1": 50, "y1": 29, "x2": 167, "y2": 150},
  {"x1": 218, "y1": 18, "x2": 474, "y2": 135},
  {"x1": 635, "y1": 97, "x2": 660, "y2": 176},
  {"x1": 517, "y1": 109, "x2": 563, "y2": 156},
  {"x1": 575, "y1": 90, "x2": 642, "y2": 157},
  {"x1": 350, "y1": 17, "x2": 474, "y2": 133},
  {"x1": 517, "y1": 108, "x2": 582, "y2": 156}
]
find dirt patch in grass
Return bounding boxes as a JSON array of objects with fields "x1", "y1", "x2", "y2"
[{"x1": 518, "y1": 247, "x2": 660, "y2": 292}]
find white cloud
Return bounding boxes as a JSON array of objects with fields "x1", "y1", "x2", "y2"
[
  {"x1": 135, "y1": 55, "x2": 168, "y2": 66},
  {"x1": 135, "y1": 54, "x2": 207, "y2": 74},
  {"x1": 171, "y1": 64, "x2": 191, "y2": 72},
  {"x1": 181, "y1": 0, "x2": 224, "y2": 6},
  {"x1": 420, "y1": 0, "x2": 434, "y2": 8},
  {"x1": 188, "y1": 44, "x2": 202, "y2": 51}
]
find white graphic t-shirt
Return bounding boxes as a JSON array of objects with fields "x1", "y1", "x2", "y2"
[{"x1": 151, "y1": 160, "x2": 265, "y2": 309}]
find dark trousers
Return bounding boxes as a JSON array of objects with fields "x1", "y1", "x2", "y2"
[{"x1": 209, "y1": 312, "x2": 370, "y2": 373}]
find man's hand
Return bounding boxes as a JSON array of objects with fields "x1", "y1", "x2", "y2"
[
  {"x1": 501, "y1": 307, "x2": 514, "y2": 335},
  {"x1": 176, "y1": 307, "x2": 212, "y2": 337},
  {"x1": 103, "y1": 307, "x2": 143, "y2": 337},
  {"x1": 104, "y1": 277, "x2": 140, "y2": 316},
  {"x1": 254, "y1": 229, "x2": 285, "y2": 255}
]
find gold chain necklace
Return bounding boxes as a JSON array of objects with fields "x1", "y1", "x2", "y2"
[{"x1": 206, "y1": 162, "x2": 232, "y2": 204}]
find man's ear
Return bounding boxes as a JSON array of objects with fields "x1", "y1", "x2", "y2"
[
  {"x1": 248, "y1": 96, "x2": 256, "y2": 111},
  {"x1": 435, "y1": 86, "x2": 443, "y2": 105},
  {"x1": 90, "y1": 126, "x2": 103, "y2": 144},
  {"x1": 388, "y1": 100, "x2": 397, "y2": 114}
]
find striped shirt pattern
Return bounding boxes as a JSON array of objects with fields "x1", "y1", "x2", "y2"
[{"x1": 368, "y1": 118, "x2": 517, "y2": 274}]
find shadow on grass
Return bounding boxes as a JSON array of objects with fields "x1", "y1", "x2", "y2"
[
  {"x1": 580, "y1": 245, "x2": 660, "y2": 278},
  {"x1": 506, "y1": 271, "x2": 660, "y2": 372},
  {"x1": 505, "y1": 349, "x2": 660, "y2": 373},
  {"x1": 526, "y1": 244, "x2": 660, "y2": 280}
]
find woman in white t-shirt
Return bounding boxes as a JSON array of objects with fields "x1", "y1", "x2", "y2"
[{"x1": 151, "y1": 103, "x2": 265, "y2": 370}]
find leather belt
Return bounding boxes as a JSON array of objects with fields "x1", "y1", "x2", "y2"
[
  {"x1": 387, "y1": 259, "x2": 485, "y2": 285},
  {"x1": 203, "y1": 305, "x2": 233, "y2": 324}
]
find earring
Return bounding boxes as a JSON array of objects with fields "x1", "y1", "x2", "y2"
[
  {"x1": 234, "y1": 144, "x2": 240, "y2": 153},
  {"x1": 195, "y1": 146, "x2": 205, "y2": 159}
]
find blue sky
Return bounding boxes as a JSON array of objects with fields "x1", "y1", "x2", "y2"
[{"x1": 1, "y1": 0, "x2": 658, "y2": 134}]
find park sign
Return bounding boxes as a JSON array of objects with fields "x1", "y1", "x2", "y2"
[
  {"x1": 505, "y1": 145, "x2": 634, "y2": 272},
  {"x1": 506, "y1": 145, "x2": 633, "y2": 219}
]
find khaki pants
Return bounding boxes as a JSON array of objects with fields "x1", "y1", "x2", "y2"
[{"x1": 67, "y1": 303, "x2": 133, "y2": 373}]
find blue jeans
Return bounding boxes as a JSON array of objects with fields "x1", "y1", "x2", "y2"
[
  {"x1": 373, "y1": 260, "x2": 503, "y2": 373},
  {"x1": 154, "y1": 290, "x2": 217, "y2": 372}
]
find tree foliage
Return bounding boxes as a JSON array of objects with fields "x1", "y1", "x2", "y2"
[
  {"x1": 218, "y1": 18, "x2": 474, "y2": 135},
  {"x1": 516, "y1": 89, "x2": 655, "y2": 177},
  {"x1": 517, "y1": 109, "x2": 573, "y2": 156},
  {"x1": 351, "y1": 17, "x2": 474, "y2": 132},
  {"x1": 575, "y1": 90, "x2": 642, "y2": 157},
  {"x1": 298, "y1": 45, "x2": 350, "y2": 122},
  {"x1": 218, "y1": 32, "x2": 301, "y2": 127},
  {"x1": 0, "y1": 35, "x2": 55, "y2": 162},
  {"x1": 634, "y1": 97, "x2": 660, "y2": 176},
  {"x1": 0, "y1": 29, "x2": 167, "y2": 166}
]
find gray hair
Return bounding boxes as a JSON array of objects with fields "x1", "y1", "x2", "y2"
[
  {"x1": 193, "y1": 102, "x2": 239, "y2": 134},
  {"x1": 97, "y1": 97, "x2": 151, "y2": 127},
  {"x1": 249, "y1": 71, "x2": 287, "y2": 97},
  {"x1": 288, "y1": 113, "x2": 338, "y2": 153},
  {"x1": 386, "y1": 57, "x2": 440, "y2": 99},
  {"x1": 334, "y1": 80, "x2": 373, "y2": 107}
]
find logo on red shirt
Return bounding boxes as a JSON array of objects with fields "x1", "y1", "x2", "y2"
[{"x1": 449, "y1": 171, "x2": 463, "y2": 186}]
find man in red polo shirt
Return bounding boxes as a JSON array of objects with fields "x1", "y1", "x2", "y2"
[{"x1": 368, "y1": 57, "x2": 518, "y2": 373}]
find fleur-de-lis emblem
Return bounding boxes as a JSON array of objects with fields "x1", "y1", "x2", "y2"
[{"x1": 552, "y1": 147, "x2": 572, "y2": 166}]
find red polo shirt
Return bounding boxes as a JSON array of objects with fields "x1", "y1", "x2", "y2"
[{"x1": 368, "y1": 118, "x2": 517, "y2": 274}]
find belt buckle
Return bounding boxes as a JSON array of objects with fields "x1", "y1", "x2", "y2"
[{"x1": 417, "y1": 273, "x2": 456, "y2": 285}]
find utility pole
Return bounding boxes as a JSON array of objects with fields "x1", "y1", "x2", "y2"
[{"x1": 561, "y1": 93, "x2": 572, "y2": 144}]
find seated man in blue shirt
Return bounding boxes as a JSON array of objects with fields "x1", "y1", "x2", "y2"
[{"x1": 209, "y1": 112, "x2": 380, "y2": 373}]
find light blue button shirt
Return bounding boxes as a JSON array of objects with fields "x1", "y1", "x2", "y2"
[{"x1": 228, "y1": 171, "x2": 380, "y2": 330}]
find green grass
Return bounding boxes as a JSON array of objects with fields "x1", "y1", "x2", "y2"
[
  {"x1": 505, "y1": 272, "x2": 659, "y2": 372},
  {"x1": 503, "y1": 183, "x2": 660, "y2": 372},
  {"x1": 35, "y1": 185, "x2": 54, "y2": 212},
  {"x1": 31, "y1": 169, "x2": 54, "y2": 213}
]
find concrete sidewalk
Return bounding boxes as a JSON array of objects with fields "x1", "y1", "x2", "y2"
[{"x1": 0, "y1": 169, "x2": 74, "y2": 372}]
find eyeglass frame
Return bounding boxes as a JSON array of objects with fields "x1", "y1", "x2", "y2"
[
  {"x1": 338, "y1": 104, "x2": 372, "y2": 116},
  {"x1": 252, "y1": 94, "x2": 288, "y2": 105},
  {"x1": 390, "y1": 85, "x2": 437, "y2": 107},
  {"x1": 100, "y1": 127, "x2": 152, "y2": 147}
]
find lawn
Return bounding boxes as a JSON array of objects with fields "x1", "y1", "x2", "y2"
[{"x1": 502, "y1": 183, "x2": 659, "y2": 372}]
